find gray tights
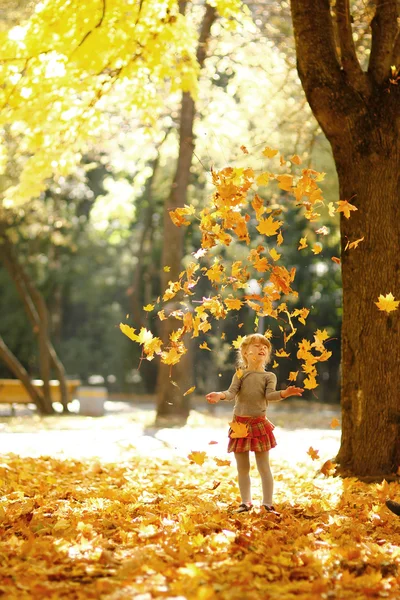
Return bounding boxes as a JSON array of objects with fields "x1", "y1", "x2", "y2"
[{"x1": 234, "y1": 451, "x2": 273, "y2": 505}]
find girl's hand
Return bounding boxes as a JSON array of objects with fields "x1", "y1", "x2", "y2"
[
  {"x1": 206, "y1": 392, "x2": 222, "y2": 404},
  {"x1": 281, "y1": 386, "x2": 304, "y2": 399}
]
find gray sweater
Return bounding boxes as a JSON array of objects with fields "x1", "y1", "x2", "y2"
[{"x1": 222, "y1": 370, "x2": 282, "y2": 417}]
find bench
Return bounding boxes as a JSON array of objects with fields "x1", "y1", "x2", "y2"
[{"x1": 0, "y1": 379, "x2": 81, "y2": 409}]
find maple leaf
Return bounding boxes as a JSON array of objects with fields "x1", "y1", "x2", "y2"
[
  {"x1": 214, "y1": 458, "x2": 231, "y2": 467},
  {"x1": 199, "y1": 342, "x2": 212, "y2": 351},
  {"x1": 240, "y1": 145, "x2": 249, "y2": 154},
  {"x1": 275, "y1": 349, "x2": 290, "y2": 358},
  {"x1": 272, "y1": 360, "x2": 278, "y2": 368},
  {"x1": 183, "y1": 386, "x2": 196, "y2": 396},
  {"x1": 320, "y1": 459, "x2": 336, "y2": 476},
  {"x1": 262, "y1": 146, "x2": 278, "y2": 158},
  {"x1": 143, "y1": 304, "x2": 154, "y2": 312},
  {"x1": 256, "y1": 172, "x2": 271, "y2": 186},
  {"x1": 307, "y1": 447, "x2": 320, "y2": 460},
  {"x1": 336, "y1": 200, "x2": 358, "y2": 219},
  {"x1": 312, "y1": 242, "x2": 323, "y2": 254},
  {"x1": 208, "y1": 440, "x2": 218, "y2": 445},
  {"x1": 332, "y1": 256, "x2": 341, "y2": 264},
  {"x1": 229, "y1": 421, "x2": 249, "y2": 438},
  {"x1": 269, "y1": 248, "x2": 281, "y2": 261},
  {"x1": 298, "y1": 236, "x2": 308, "y2": 250},
  {"x1": 119, "y1": 323, "x2": 139, "y2": 342},
  {"x1": 276, "y1": 174, "x2": 293, "y2": 191},
  {"x1": 303, "y1": 375, "x2": 318, "y2": 390},
  {"x1": 289, "y1": 154, "x2": 302, "y2": 165},
  {"x1": 330, "y1": 418, "x2": 340, "y2": 428},
  {"x1": 375, "y1": 293, "x2": 400, "y2": 314},
  {"x1": 256, "y1": 216, "x2": 283, "y2": 237},
  {"x1": 163, "y1": 265, "x2": 171, "y2": 272},
  {"x1": 188, "y1": 451, "x2": 207, "y2": 465},
  {"x1": 315, "y1": 226, "x2": 329, "y2": 235},
  {"x1": 344, "y1": 236, "x2": 364, "y2": 251},
  {"x1": 232, "y1": 335, "x2": 244, "y2": 349},
  {"x1": 157, "y1": 309, "x2": 167, "y2": 321},
  {"x1": 277, "y1": 230, "x2": 284, "y2": 246},
  {"x1": 224, "y1": 297, "x2": 243, "y2": 310},
  {"x1": 288, "y1": 371, "x2": 298, "y2": 382}
]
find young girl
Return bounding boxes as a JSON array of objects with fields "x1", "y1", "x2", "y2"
[{"x1": 206, "y1": 333, "x2": 303, "y2": 514}]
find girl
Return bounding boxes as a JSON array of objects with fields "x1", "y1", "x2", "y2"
[{"x1": 206, "y1": 333, "x2": 303, "y2": 514}]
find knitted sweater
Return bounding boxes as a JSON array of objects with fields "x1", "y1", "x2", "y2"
[{"x1": 222, "y1": 370, "x2": 282, "y2": 417}]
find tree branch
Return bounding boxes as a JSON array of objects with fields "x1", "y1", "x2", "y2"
[
  {"x1": 369, "y1": 0, "x2": 399, "y2": 85},
  {"x1": 335, "y1": 0, "x2": 370, "y2": 94}
]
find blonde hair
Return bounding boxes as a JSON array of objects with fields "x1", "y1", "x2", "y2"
[{"x1": 237, "y1": 334, "x2": 272, "y2": 369}]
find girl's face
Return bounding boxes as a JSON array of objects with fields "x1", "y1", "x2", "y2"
[{"x1": 243, "y1": 342, "x2": 269, "y2": 369}]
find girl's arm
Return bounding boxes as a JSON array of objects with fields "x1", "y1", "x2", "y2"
[
  {"x1": 206, "y1": 373, "x2": 241, "y2": 404},
  {"x1": 265, "y1": 372, "x2": 283, "y2": 402}
]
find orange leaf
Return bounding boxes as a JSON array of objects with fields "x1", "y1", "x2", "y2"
[
  {"x1": 229, "y1": 421, "x2": 249, "y2": 438},
  {"x1": 256, "y1": 216, "x2": 283, "y2": 237},
  {"x1": 298, "y1": 236, "x2": 308, "y2": 250},
  {"x1": 208, "y1": 440, "x2": 218, "y2": 445},
  {"x1": 330, "y1": 418, "x2": 340, "y2": 428},
  {"x1": 336, "y1": 200, "x2": 358, "y2": 219},
  {"x1": 214, "y1": 458, "x2": 231, "y2": 467},
  {"x1": 332, "y1": 256, "x2": 341, "y2": 265},
  {"x1": 307, "y1": 447, "x2": 319, "y2": 460},
  {"x1": 320, "y1": 459, "x2": 336, "y2": 476},
  {"x1": 345, "y1": 236, "x2": 364, "y2": 251},
  {"x1": 289, "y1": 154, "x2": 302, "y2": 165}
]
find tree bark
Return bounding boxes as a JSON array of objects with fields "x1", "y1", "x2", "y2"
[
  {"x1": 156, "y1": 3, "x2": 217, "y2": 420},
  {"x1": 290, "y1": 0, "x2": 400, "y2": 476},
  {"x1": 0, "y1": 335, "x2": 50, "y2": 414}
]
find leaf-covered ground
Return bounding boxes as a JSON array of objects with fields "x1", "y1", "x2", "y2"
[{"x1": 1, "y1": 402, "x2": 399, "y2": 599}]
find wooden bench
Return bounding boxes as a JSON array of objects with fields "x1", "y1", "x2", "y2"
[{"x1": 0, "y1": 379, "x2": 81, "y2": 408}]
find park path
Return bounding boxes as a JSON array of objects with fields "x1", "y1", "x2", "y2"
[{"x1": 0, "y1": 399, "x2": 341, "y2": 467}]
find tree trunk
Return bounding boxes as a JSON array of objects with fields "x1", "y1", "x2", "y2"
[
  {"x1": 334, "y1": 148, "x2": 400, "y2": 477},
  {"x1": 290, "y1": 0, "x2": 400, "y2": 476},
  {"x1": 0, "y1": 335, "x2": 50, "y2": 414},
  {"x1": 156, "y1": 3, "x2": 217, "y2": 420}
]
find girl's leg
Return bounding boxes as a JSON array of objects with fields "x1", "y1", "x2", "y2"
[
  {"x1": 255, "y1": 451, "x2": 273, "y2": 505},
  {"x1": 234, "y1": 451, "x2": 251, "y2": 504}
]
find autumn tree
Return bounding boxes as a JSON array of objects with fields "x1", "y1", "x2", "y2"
[{"x1": 290, "y1": 0, "x2": 400, "y2": 477}]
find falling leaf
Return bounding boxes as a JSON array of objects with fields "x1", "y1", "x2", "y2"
[
  {"x1": 277, "y1": 231, "x2": 284, "y2": 246},
  {"x1": 199, "y1": 342, "x2": 212, "y2": 351},
  {"x1": 170, "y1": 380, "x2": 180, "y2": 388},
  {"x1": 229, "y1": 421, "x2": 249, "y2": 438},
  {"x1": 289, "y1": 154, "x2": 302, "y2": 165},
  {"x1": 256, "y1": 172, "x2": 271, "y2": 186},
  {"x1": 330, "y1": 418, "x2": 340, "y2": 428},
  {"x1": 312, "y1": 243, "x2": 323, "y2": 255},
  {"x1": 188, "y1": 451, "x2": 207, "y2": 465},
  {"x1": 163, "y1": 265, "x2": 171, "y2": 272},
  {"x1": 269, "y1": 248, "x2": 281, "y2": 261},
  {"x1": 375, "y1": 293, "x2": 400, "y2": 314},
  {"x1": 288, "y1": 371, "x2": 298, "y2": 381},
  {"x1": 307, "y1": 447, "x2": 320, "y2": 460},
  {"x1": 256, "y1": 216, "x2": 283, "y2": 237},
  {"x1": 119, "y1": 323, "x2": 138, "y2": 342},
  {"x1": 240, "y1": 145, "x2": 249, "y2": 154},
  {"x1": 262, "y1": 146, "x2": 278, "y2": 158},
  {"x1": 336, "y1": 200, "x2": 358, "y2": 219},
  {"x1": 275, "y1": 349, "x2": 290, "y2": 358},
  {"x1": 315, "y1": 226, "x2": 329, "y2": 235},
  {"x1": 272, "y1": 360, "x2": 278, "y2": 368},
  {"x1": 208, "y1": 441, "x2": 218, "y2": 445},
  {"x1": 183, "y1": 386, "x2": 196, "y2": 397},
  {"x1": 332, "y1": 257, "x2": 341, "y2": 264},
  {"x1": 276, "y1": 174, "x2": 293, "y2": 191},
  {"x1": 143, "y1": 304, "x2": 155, "y2": 312},
  {"x1": 345, "y1": 236, "x2": 364, "y2": 251},
  {"x1": 232, "y1": 336, "x2": 244, "y2": 349},
  {"x1": 235, "y1": 369, "x2": 244, "y2": 379},
  {"x1": 298, "y1": 236, "x2": 308, "y2": 250}
]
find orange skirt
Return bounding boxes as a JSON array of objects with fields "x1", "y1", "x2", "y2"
[{"x1": 228, "y1": 414, "x2": 277, "y2": 453}]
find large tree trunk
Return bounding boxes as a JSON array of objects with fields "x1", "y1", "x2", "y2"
[
  {"x1": 290, "y1": 0, "x2": 400, "y2": 476},
  {"x1": 156, "y1": 3, "x2": 217, "y2": 420}
]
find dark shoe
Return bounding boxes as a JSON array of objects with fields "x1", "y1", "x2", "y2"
[
  {"x1": 386, "y1": 500, "x2": 400, "y2": 516},
  {"x1": 235, "y1": 503, "x2": 252, "y2": 513},
  {"x1": 262, "y1": 504, "x2": 280, "y2": 516}
]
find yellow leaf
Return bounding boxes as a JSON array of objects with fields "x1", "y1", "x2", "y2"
[
  {"x1": 262, "y1": 146, "x2": 278, "y2": 158},
  {"x1": 119, "y1": 323, "x2": 138, "y2": 342},
  {"x1": 188, "y1": 451, "x2": 207, "y2": 465},
  {"x1": 298, "y1": 236, "x2": 308, "y2": 250},
  {"x1": 256, "y1": 172, "x2": 271, "y2": 186},
  {"x1": 312, "y1": 243, "x2": 323, "y2": 255},
  {"x1": 277, "y1": 231, "x2": 284, "y2": 246},
  {"x1": 272, "y1": 360, "x2": 278, "y2": 368},
  {"x1": 307, "y1": 447, "x2": 319, "y2": 460},
  {"x1": 143, "y1": 304, "x2": 155, "y2": 312},
  {"x1": 275, "y1": 349, "x2": 290, "y2": 357},
  {"x1": 269, "y1": 248, "x2": 281, "y2": 261},
  {"x1": 336, "y1": 199, "x2": 358, "y2": 219},
  {"x1": 256, "y1": 216, "x2": 283, "y2": 237},
  {"x1": 224, "y1": 297, "x2": 243, "y2": 310},
  {"x1": 229, "y1": 421, "x2": 249, "y2": 438},
  {"x1": 375, "y1": 293, "x2": 400, "y2": 314},
  {"x1": 183, "y1": 386, "x2": 196, "y2": 397},
  {"x1": 163, "y1": 265, "x2": 171, "y2": 272},
  {"x1": 199, "y1": 342, "x2": 212, "y2": 351},
  {"x1": 232, "y1": 335, "x2": 244, "y2": 349},
  {"x1": 304, "y1": 375, "x2": 318, "y2": 390},
  {"x1": 289, "y1": 154, "x2": 302, "y2": 165},
  {"x1": 327, "y1": 202, "x2": 336, "y2": 217},
  {"x1": 288, "y1": 371, "x2": 298, "y2": 382},
  {"x1": 345, "y1": 236, "x2": 364, "y2": 250},
  {"x1": 276, "y1": 174, "x2": 293, "y2": 191},
  {"x1": 235, "y1": 369, "x2": 243, "y2": 379}
]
